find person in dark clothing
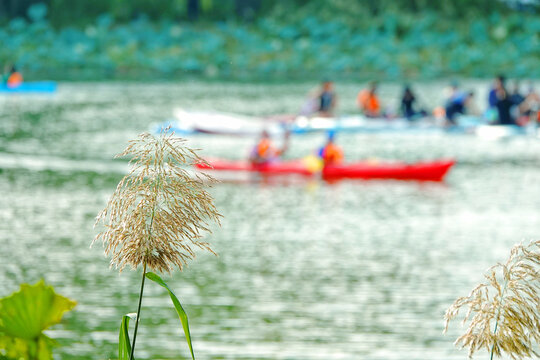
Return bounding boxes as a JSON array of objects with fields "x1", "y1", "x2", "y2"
[
  {"x1": 400, "y1": 85, "x2": 426, "y2": 120},
  {"x1": 317, "y1": 80, "x2": 337, "y2": 117},
  {"x1": 488, "y1": 75, "x2": 505, "y2": 109},
  {"x1": 495, "y1": 88, "x2": 516, "y2": 125}
]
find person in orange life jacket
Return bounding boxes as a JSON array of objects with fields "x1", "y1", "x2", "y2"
[
  {"x1": 5, "y1": 65, "x2": 23, "y2": 87},
  {"x1": 249, "y1": 130, "x2": 289, "y2": 164},
  {"x1": 318, "y1": 132, "x2": 343, "y2": 165},
  {"x1": 357, "y1": 81, "x2": 381, "y2": 117}
]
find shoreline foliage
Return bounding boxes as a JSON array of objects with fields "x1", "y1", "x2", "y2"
[{"x1": 1, "y1": 2, "x2": 540, "y2": 80}]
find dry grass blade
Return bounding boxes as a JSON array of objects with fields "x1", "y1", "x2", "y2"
[
  {"x1": 444, "y1": 240, "x2": 540, "y2": 359},
  {"x1": 93, "y1": 130, "x2": 222, "y2": 273}
]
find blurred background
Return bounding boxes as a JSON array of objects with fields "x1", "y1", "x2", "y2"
[
  {"x1": 1, "y1": 0, "x2": 540, "y2": 79},
  {"x1": 1, "y1": 1, "x2": 540, "y2": 360}
]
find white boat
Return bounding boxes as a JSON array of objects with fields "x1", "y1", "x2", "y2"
[
  {"x1": 157, "y1": 108, "x2": 444, "y2": 136},
  {"x1": 154, "y1": 108, "x2": 538, "y2": 139}
]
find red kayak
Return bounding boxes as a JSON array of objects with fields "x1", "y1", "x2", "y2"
[
  {"x1": 322, "y1": 159, "x2": 455, "y2": 181},
  {"x1": 195, "y1": 158, "x2": 455, "y2": 181},
  {"x1": 196, "y1": 159, "x2": 313, "y2": 176}
]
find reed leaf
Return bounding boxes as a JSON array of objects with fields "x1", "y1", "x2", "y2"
[
  {"x1": 146, "y1": 272, "x2": 195, "y2": 360},
  {"x1": 119, "y1": 313, "x2": 136, "y2": 360}
]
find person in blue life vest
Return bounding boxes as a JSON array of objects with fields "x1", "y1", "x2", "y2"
[{"x1": 444, "y1": 82, "x2": 475, "y2": 125}]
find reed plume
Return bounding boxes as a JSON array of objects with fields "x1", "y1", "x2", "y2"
[
  {"x1": 93, "y1": 130, "x2": 221, "y2": 360},
  {"x1": 444, "y1": 240, "x2": 540, "y2": 359},
  {"x1": 94, "y1": 130, "x2": 221, "y2": 273}
]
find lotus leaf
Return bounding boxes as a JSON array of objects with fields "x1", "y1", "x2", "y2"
[{"x1": 0, "y1": 281, "x2": 76, "y2": 339}]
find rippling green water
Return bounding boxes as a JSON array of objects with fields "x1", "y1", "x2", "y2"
[{"x1": 1, "y1": 82, "x2": 539, "y2": 359}]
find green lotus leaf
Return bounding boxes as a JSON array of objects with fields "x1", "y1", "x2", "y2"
[
  {"x1": 0, "y1": 281, "x2": 76, "y2": 339},
  {"x1": 0, "y1": 333, "x2": 56, "y2": 360}
]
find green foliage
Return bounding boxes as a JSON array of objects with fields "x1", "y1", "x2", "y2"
[
  {"x1": 116, "y1": 274, "x2": 196, "y2": 360},
  {"x1": 0, "y1": 335, "x2": 55, "y2": 360},
  {"x1": 118, "y1": 314, "x2": 136, "y2": 360},
  {"x1": 1, "y1": 1, "x2": 539, "y2": 79},
  {"x1": 0, "y1": 0, "x2": 528, "y2": 26},
  {"x1": 146, "y1": 272, "x2": 195, "y2": 360},
  {"x1": 0, "y1": 281, "x2": 76, "y2": 360}
]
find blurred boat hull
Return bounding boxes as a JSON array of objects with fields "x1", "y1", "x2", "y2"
[
  {"x1": 0, "y1": 81, "x2": 57, "y2": 93},
  {"x1": 158, "y1": 108, "x2": 444, "y2": 136},
  {"x1": 156, "y1": 109, "x2": 538, "y2": 139},
  {"x1": 196, "y1": 158, "x2": 455, "y2": 182}
]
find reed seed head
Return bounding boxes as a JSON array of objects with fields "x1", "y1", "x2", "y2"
[
  {"x1": 93, "y1": 131, "x2": 221, "y2": 273},
  {"x1": 444, "y1": 240, "x2": 540, "y2": 359}
]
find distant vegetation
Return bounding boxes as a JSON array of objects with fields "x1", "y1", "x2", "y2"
[{"x1": 1, "y1": 0, "x2": 539, "y2": 80}]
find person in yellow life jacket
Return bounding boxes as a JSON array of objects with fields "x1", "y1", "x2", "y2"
[
  {"x1": 357, "y1": 81, "x2": 381, "y2": 117},
  {"x1": 250, "y1": 130, "x2": 288, "y2": 164},
  {"x1": 6, "y1": 65, "x2": 23, "y2": 87},
  {"x1": 318, "y1": 133, "x2": 343, "y2": 165}
]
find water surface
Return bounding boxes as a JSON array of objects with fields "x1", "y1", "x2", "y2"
[{"x1": 0, "y1": 81, "x2": 539, "y2": 359}]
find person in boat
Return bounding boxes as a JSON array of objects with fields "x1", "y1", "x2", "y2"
[
  {"x1": 488, "y1": 75, "x2": 505, "y2": 109},
  {"x1": 400, "y1": 85, "x2": 427, "y2": 120},
  {"x1": 493, "y1": 84, "x2": 516, "y2": 125},
  {"x1": 318, "y1": 132, "x2": 343, "y2": 166},
  {"x1": 357, "y1": 81, "x2": 381, "y2": 118},
  {"x1": 445, "y1": 88, "x2": 475, "y2": 125},
  {"x1": 249, "y1": 130, "x2": 288, "y2": 165},
  {"x1": 513, "y1": 82, "x2": 540, "y2": 125},
  {"x1": 317, "y1": 80, "x2": 337, "y2": 117},
  {"x1": 4, "y1": 65, "x2": 23, "y2": 87},
  {"x1": 300, "y1": 80, "x2": 338, "y2": 117}
]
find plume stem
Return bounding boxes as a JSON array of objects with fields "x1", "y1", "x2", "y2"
[
  {"x1": 130, "y1": 171, "x2": 159, "y2": 360},
  {"x1": 130, "y1": 259, "x2": 147, "y2": 360},
  {"x1": 489, "y1": 267, "x2": 511, "y2": 360}
]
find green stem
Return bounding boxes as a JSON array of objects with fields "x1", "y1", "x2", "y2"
[
  {"x1": 130, "y1": 260, "x2": 147, "y2": 360},
  {"x1": 129, "y1": 159, "x2": 161, "y2": 359}
]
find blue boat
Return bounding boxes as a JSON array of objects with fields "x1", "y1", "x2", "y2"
[{"x1": 0, "y1": 81, "x2": 57, "y2": 93}]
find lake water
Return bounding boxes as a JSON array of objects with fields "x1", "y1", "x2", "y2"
[{"x1": 0, "y1": 81, "x2": 539, "y2": 359}]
